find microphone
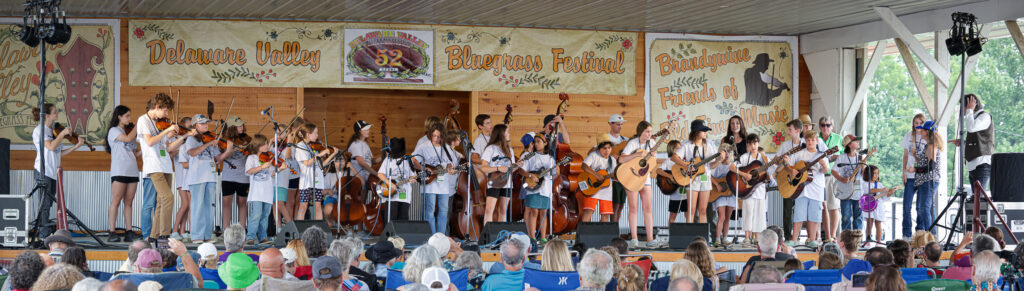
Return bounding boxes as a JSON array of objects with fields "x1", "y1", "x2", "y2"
[{"x1": 260, "y1": 106, "x2": 273, "y2": 116}]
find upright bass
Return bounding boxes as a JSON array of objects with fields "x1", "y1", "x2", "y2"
[
  {"x1": 449, "y1": 101, "x2": 492, "y2": 240},
  {"x1": 361, "y1": 116, "x2": 389, "y2": 236},
  {"x1": 550, "y1": 93, "x2": 584, "y2": 235}
]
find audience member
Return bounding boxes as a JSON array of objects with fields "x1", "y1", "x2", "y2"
[
  {"x1": 481, "y1": 237, "x2": 527, "y2": 291},
  {"x1": 72, "y1": 277, "x2": 105, "y2": 291},
  {"x1": 7, "y1": 251, "x2": 47, "y2": 291},
  {"x1": 739, "y1": 229, "x2": 779, "y2": 283},
  {"x1": 401, "y1": 245, "x2": 442, "y2": 290},
  {"x1": 220, "y1": 224, "x2": 259, "y2": 263},
  {"x1": 918, "y1": 241, "x2": 944, "y2": 276},
  {"x1": 616, "y1": 264, "x2": 644, "y2": 291},
  {"x1": 454, "y1": 251, "x2": 485, "y2": 290},
  {"x1": 972, "y1": 250, "x2": 1001, "y2": 291},
  {"x1": 767, "y1": 225, "x2": 795, "y2": 259},
  {"x1": 219, "y1": 253, "x2": 260, "y2": 290},
  {"x1": 44, "y1": 229, "x2": 76, "y2": 262},
  {"x1": 311, "y1": 256, "x2": 346, "y2": 291},
  {"x1": 599, "y1": 246, "x2": 623, "y2": 277},
  {"x1": 119, "y1": 240, "x2": 153, "y2": 272},
  {"x1": 303, "y1": 226, "x2": 331, "y2": 262},
  {"x1": 540, "y1": 239, "x2": 574, "y2": 271},
  {"x1": 910, "y1": 230, "x2": 936, "y2": 259},
  {"x1": 888, "y1": 239, "x2": 914, "y2": 268},
  {"x1": 62, "y1": 246, "x2": 93, "y2": 278},
  {"x1": 684, "y1": 241, "x2": 718, "y2": 290},
  {"x1": 427, "y1": 233, "x2": 453, "y2": 263},
  {"x1": 420, "y1": 266, "x2": 455, "y2": 291},
  {"x1": 865, "y1": 265, "x2": 906, "y2": 291},
  {"x1": 748, "y1": 265, "x2": 783, "y2": 284},
  {"x1": 158, "y1": 248, "x2": 178, "y2": 270},
  {"x1": 366, "y1": 240, "x2": 404, "y2": 279},
  {"x1": 288, "y1": 239, "x2": 313, "y2": 266},
  {"x1": 137, "y1": 281, "x2": 162, "y2": 291},
  {"x1": 287, "y1": 239, "x2": 314, "y2": 280},
  {"x1": 488, "y1": 234, "x2": 539, "y2": 274},
  {"x1": 198, "y1": 242, "x2": 219, "y2": 269},
  {"x1": 609, "y1": 237, "x2": 629, "y2": 255},
  {"x1": 576, "y1": 249, "x2": 614, "y2": 291},
  {"x1": 244, "y1": 248, "x2": 292, "y2": 291},
  {"x1": 327, "y1": 238, "x2": 372, "y2": 291},
  {"x1": 388, "y1": 237, "x2": 407, "y2": 262},
  {"x1": 30, "y1": 263, "x2": 83, "y2": 291},
  {"x1": 838, "y1": 230, "x2": 863, "y2": 263},
  {"x1": 818, "y1": 253, "x2": 844, "y2": 270},
  {"x1": 102, "y1": 279, "x2": 138, "y2": 291},
  {"x1": 784, "y1": 258, "x2": 803, "y2": 274},
  {"x1": 280, "y1": 247, "x2": 300, "y2": 280},
  {"x1": 864, "y1": 247, "x2": 895, "y2": 268},
  {"x1": 134, "y1": 249, "x2": 164, "y2": 273},
  {"x1": 819, "y1": 242, "x2": 845, "y2": 262},
  {"x1": 668, "y1": 277, "x2": 699, "y2": 291},
  {"x1": 984, "y1": 226, "x2": 1006, "y2": 250},
  {"x1": 669, "y1": 259, "x2": 705, "y2": 290}
]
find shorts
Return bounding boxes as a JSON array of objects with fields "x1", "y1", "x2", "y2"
[
  {"x1": 742, "y1": 198, "x2": 767, "y2": 232},
  {"x1": 111, "y1": 176, "x2": 140, "y2": 184},
  {"x1": 712, "y1": 195, "x2": 738, "y2": 208},
  {"x1": 689, "y1": 174, "x2": 712, "y2": 192},
  {"x1": 793, "y1": 196, "x2": 824, "y2": 223},
  {"x1": 288, "y1": 178, "x2": 300, "y2": 189},
  {"x1": 525, "y1": 194, "x2": 550, "y2": 210},
  {"x1": 222, "y1": 181, "x2": 250, "y2": 197},
  {"x1": 584, "y1": 197, "x2": 614, "y2": 215},
  {"x1": 865, "y1": 202, "x2": 890, "y2": 221},
  {"x1": 612, "y1": 181, "x2": 626, "y2": 204},
  {"x1": 486, "y1": 188, "x2": 511, "y2": 198},
  {"x1": 824, "y1": 177, "x2": 841, "y2": 210},
  {"x1": 324, "y1": 195, "x2": 338, "y2": 205},
  {"x1": 299, "y1": 188, "x2": 324, "y2": 203},
  {"x1": 668, "y1": 199, "x2": 688, "y2": 213},
  {"x1": 275, "y1": 187, "x2": 288, "y2": 202}
]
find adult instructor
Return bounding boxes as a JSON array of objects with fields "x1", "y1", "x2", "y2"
[{"x1": 959, "y1": 93, "x2": 993, "y2": 190}]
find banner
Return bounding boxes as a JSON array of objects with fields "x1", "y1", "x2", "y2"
[
  {"x1": 435, "y1": 26, "x2": 636, "y2": 95},
  {"x1": 0, "y1": 20, "x2": 118, "y2": 146},
  {"x1": 645, "y1": 33, "x2": 798, "y2": 152},
  {"x1": 344, "y1": 28, "x2": 434, "y2": 85},
  {"x1": 128, "y1": 20, "x2": 342, "y2": 87}
]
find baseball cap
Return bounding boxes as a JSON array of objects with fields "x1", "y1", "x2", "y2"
[
  {"x1": 427, "y1": 233, "x2": 451, "y2": 256},
  {"x1": 609, "y1": 114, "x2": 627, "y2": 123},
  {"x1": 192, "y1": 114, "x2": 211, "y2": 124},
  {"x1": 543, "y1": 114, "x2": 557, "y2": 126},
  {"x1": 841, "y1": 135, "x2": 862, "y2": 147},
  {"x1": 520, "y1": 132, "x2": 537, "y2": 148},
  {"x1": 138, "y1": 281, "x2": 163, "y2": 291},
  {"x1": 354, "y1": 120, "x2": 372, "y2": 132},
  {"x1": 690, "y1": 119, "x2": 712, "y2": 132},
  {"x1": 421, "y1": 266, "x2": 451, "y2": 291},
  {"x1": 915, "y1": 120, "x2": 936, "y2": 131},
  {"x1": 197, "y1": 242, "x2": 218, "y2": 258},
  {"x1": 281, "y1": 248, "x2": 298, "y2": 264},
  {"x1": 225, "y1": 115, "x2": 245, "y2": 127},
  {"x1": 135, "y1": 249, "x2": 163, "y2": 268},
  {"x1": 311, "y1": 256, "x2": 344, "y2": 279},
  {"x1": 218, "y1": 253, "x2": 259, "y2": 288}
]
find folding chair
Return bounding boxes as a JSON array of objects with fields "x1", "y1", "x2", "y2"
[
  {"x1": 899, "y1": 268, "x2": 933, "y2": 284},
  {"x1": 784, "y1": 269, "x2": 842, "y2": 291},
  {"x1": 523, "y1": 268, "x2": 581, "y2": 291},
  {"x1": 905, "y1": 279, "x2": 972, "y2": 291},
  {"x1": 109, "y1": 272, "x2": 198, "y2": 290},
  {"x1": 729, "y1": 283, "x2": 806, "y2": 291},
  {"x1": 839, "y1": 259, "x2": 872, "y2": 280}
]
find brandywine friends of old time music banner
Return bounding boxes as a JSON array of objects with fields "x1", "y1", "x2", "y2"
[
  {"x1": 128, "y1": 20, "x2": 637, "y2": 95},
  {"x1": 0, "y1": 22, "x2": 118, "y2": 145},
  {"x1": 646, "y1": 33, "x2": 798, "y2": 153}
]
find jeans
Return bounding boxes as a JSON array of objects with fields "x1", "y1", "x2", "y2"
[
  {"x1": 189, "y1": 182, "x2": 217, "y2": 241},
  {"x1": 141, "y1": 177, "x2": 157, "y2": 238},
  {"x1": 970, "y1": 164, "x2": 991, "y2": 191},
  {"x1": 840, "y1": 200, "x2": 863, "y2": 230},
  {"x1": 902, "y1": 178, "x2": 920, "y2": 238},
  {"x1": 32, "y1": 171, "x2": 56, "y2": 237},
  {"x1": 246, "y1": 201, "x2": 272, "y2": 241},
  {"x1": 916, "y1": 181, "x2": 937, "y2": 235},
  {"x1": 423, "y1": 193, "x2": 451, "y2": 234}
]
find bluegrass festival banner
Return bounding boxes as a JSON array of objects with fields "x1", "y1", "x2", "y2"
[
  {"x1": 645, "y1": 33, "x2": 798, "y2": 153},
  {"x1": 128, "y1": 20, "x2": 637, "y2": 95},
  {"x1": 0, "y1": 20, "x2": 118, "y2": 146},
  {"x1": 128, "y1": 20, "x2": 343, "y2": 87}
]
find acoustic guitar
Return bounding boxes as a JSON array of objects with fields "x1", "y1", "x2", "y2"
[
  {"x1": 655, "y1": 174, "x2": 679, "y2": 195},
  {"x1": 523, "y1": 156, "x2": 573, "y2": 191},
  {"x1": 611, "y1": 129, "x2": 670, "y2": 157},
  {"x1": 671, "y1": 143, "x2": 735, "y2": 187},
  {"x1": 615, "y1": 128, "x2": 672, "y2": 192},
  {"x1": 707, "y1": 175, "x2": 735, "y2": 203},
  {"x1": 487, "y1": 152, "x2": 536, "y2": 188},
  {"x1": 375, "y1": 171, "x2": 420, "y2": 198},
  {"x1": 576, "y1": 170, "x2": 614, "y2": 196},
  {"x1": 774, "y1": 147, "x2": 839, "y2": 199},
  {"x1": 726, "y1": 144, "x2": 805, "y2": 199},
  {"x1": 424, "y1": 163, "x2": 470, "y2": 184}
]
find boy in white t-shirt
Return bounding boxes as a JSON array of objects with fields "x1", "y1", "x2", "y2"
[
  {"x1": 783, "y1": 130, "x2": 830, "y2": 248},
  {"x1": 244, "y1": 134, "x2": 288, "y2": 244},
  {"x1": 137, "y1": 93, "x2": 190, "y2": 241},
  {"x1": 656, "y1": 140, "x2": 686, "y2": 225},
  {"x1": 581, "y1": 137, "x2": 616, "y2": 223},
  {"x1": 181, "y1": 114, "x2": 233, "y2": 243},
  {"x1": 731, "y1": 134, "x2": 768, "y2": 245}
]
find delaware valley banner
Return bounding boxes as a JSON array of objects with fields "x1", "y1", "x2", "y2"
[
  {"x1": 0, "y1": 21, "x2": 118, "y2": 145},
  {"x1": 645, "y1": 33, "x2": 798, "y2": 153}
]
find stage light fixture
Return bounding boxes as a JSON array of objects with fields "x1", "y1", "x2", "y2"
[
  {"x1": 19, "y1": 24, "x2": 39, "y2": 47},
  {"x1": 945, "y1": 12, "x2": 985, "y2": 56}
]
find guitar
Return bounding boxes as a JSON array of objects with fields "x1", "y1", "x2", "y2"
[
  {"x1": 656, "y1": 174, "x2": 679, "y2": 195},
  {"x1": 611, "y1": 129, "x2": 670, "y2": 157},
  {"x1": 671, "y1": 143, "x2": 736, "y2": 187},
  {"x1": 707, "y1": 175, "x2": 735, "y2": 203},
  {"x1": 487, "y1": 152, "x2": 536, "y2": 188},
  {"x1": 726, "y1": 144, "x2": 805, "y2": 199},
  {"x1": 615, "y1": 128, "x2": 672, "y2": 192},
  {"x1": 576, "y1": 170, "x2": 614, "y2": 196},
  {"x1": 834, "y1": 148, "x2": 877, "y2": 200},
  {"x1": 424, "y1": 163, "x2": 471, "y2": 184},
  {"x1": 775, "y1": 147, "x2": 840, "y2": 199},
  {"x1": 375, "y1": 171, "x2": 418, "y2": 198},
  {"x1": 472, "y1": 105, "x2": 513, "y2": 184},
  {"x1": 859, "y1": 185, "x2": 902, "y2": 212},
  {"x1": 523, "y1": 156, "x2": 573, "y2": 191}
]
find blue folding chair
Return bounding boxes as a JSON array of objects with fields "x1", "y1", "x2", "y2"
[
  {"x1": 91, "y1": 271, "x2": 114, "y2": 281},
  {"x1": 840, "y1": 259, "x2": 873, "y2": 280},
  {"x1": 110, "y1": 272, "x2": 197, "y2": 290},
  {"x1": 385, "y1": 269, "x2": 410, "y2": 290},
  {"x1": 522, "y1": 268, "x2": 581, "y2": 291},
  {"x1": 900, "y1": 268, "x2": 934, "y2": 284},
  {"x1": 784, "y1": 269, "x2": 842, "y2": 291},
  {"x1": 385, "y1": 268, "x2": 469, "y2": 291},
  {"x1": 803, "y1": 260, "x2": 816, "y2": 270}
]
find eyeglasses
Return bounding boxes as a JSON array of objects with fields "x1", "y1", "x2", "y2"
[{"x1": 820, "y1": 124, "x2": 832, "y2": 127}]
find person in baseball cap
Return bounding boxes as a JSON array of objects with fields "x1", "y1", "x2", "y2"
[
  {"x1": 311, "y1": 256, "x2": 345, "y2": 290},
  {"x1": 690, "y1": 119, "x2": 712, "y2": 133},
  {"x1": 218, "y1": 252, "x2": 259, "y2": 289},
  {"x1": 225, "y1": 115, "x2": 245, "y2": 128},
  {"x1": 192, "y1": 114, "x2": 211, "y2": 125},
  {"x1": 607, "y1": 114, "x2": 628, "y2": 144},
  {"x1": 421, "y1": 266, "x2": 451, "y2": 291},
  {"x1": 134, "y1": 249, "x2": 164, "y2": 273},
  {"x1": 841, "y1": 135, "x2": 862, "y2": 148}
]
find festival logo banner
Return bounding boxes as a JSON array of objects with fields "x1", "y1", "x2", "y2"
[
  {"x1": 436, "y1": 26, "x2": 636, "y2": 95},
  {"x1": 128, "y1": 20, "x2": 342, "y2": 87},
  {"x1": 645, "y1": 33, "x2": 798, "y2": 152},
  {"x1": 0, "y1": 21, "x2": 118, "y2": 146},
  {"x1": 344, "y1": 28, "x2": 433, "y2": 85}
]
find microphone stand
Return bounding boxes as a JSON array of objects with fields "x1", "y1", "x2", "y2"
[
  {"x1": 459, "y1": 130, "x2": 479, "y2": 240},
  {"x1": 266, "y1": 108, "x2": 280, "y2": 232}
]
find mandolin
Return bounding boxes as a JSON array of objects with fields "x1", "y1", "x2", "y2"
[
  {"x1": 671, "y1": 143, "x2": 735, "y2": 187},
  {"x1": 727, "y1": 144, "x2": 804, "y2": 199},
  {"x1": 487, "y1": 152, "x2": 535, "y2": 188},
  {"x1": 615, "y1": 128, "x2": 671, "y2": 192},
  {"x1": 523, "y1": 156, "x2": 572, "y2": 191},
  {"x1": 775, "y1": 147, "x2": 840, "y2": 199}
]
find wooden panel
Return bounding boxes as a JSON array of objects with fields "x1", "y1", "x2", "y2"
[
  {"x1": 302, "y1": 88, "x2": 471, "y2": 155},
  {"x1": 799, "y1": 52, "x2": 812, "y2": 116}
]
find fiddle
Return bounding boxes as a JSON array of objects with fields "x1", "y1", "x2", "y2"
[
  {"x1": 154, "y1": 118, "x2": 190, "y2": 136},
  {"x1": 52, "y1": 122, "x2": 95, "y2": 151},
  {"x1": 309, "y1": 141, "x2": 337, "y2": 156},
  {"x1": 259, "y1": 151, "x2": 297, "y2": 174},
  {"x1": 125, "y1": 122, "x2": 135, "y2": 133},
  {"x1": 234, "y1": 133, "x2": 252, "y2": 147}
]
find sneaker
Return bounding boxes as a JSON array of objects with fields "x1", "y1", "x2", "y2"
[
  {"x1": 629, "y1": 238, "x2": 642, "y2": 249},
  {"x1": 807, "y1": 240, "x2": 820, "y2": 249},
  {"x1": 260, "y1": 238, "x2": 273, "y2": 245},
  {"x1": 107, "y1": 232, "x2": 121, "y2": 243},
  {"x1": 170, "y1": 232, "x2": 183, "y2": 241},
  {"x1": 785, "y1": 240, "x2": 797, "y2": 247},
  {"x1": 246, "y1": 239, "x2": 256, "y2": 245},
  {"x1": 192, "y1": 239, "x2": 205, "y2": 244},
  {"x1": 183, "y1": 232, "x2": 191, "y2": 240}
]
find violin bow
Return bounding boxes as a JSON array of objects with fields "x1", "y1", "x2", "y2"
[{"x1": 214, "y1": 96, "x2": 236, "y2": 141}]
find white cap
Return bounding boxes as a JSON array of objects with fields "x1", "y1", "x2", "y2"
[
  {"x1": 427, "y1": 233, "x2": 450, "y2": 256},
  {"x1": 609, "y1": 114, "x2": 627, "y2": 123},
  {"x1": 510, "y1": 233, "x2": 532, "y2": 252},
  {"x1": 421, "y1": 266, "x2": 451, "y2": 291},
  {"x1": 197, "y1": 242, "x2": 218, "y2": 258},
  {"x1": 138, "y1": 281, "x2": 163, "y2": 291},
  {"x1": 281, "y1": 248, "x2": 298, "y2": 264}
]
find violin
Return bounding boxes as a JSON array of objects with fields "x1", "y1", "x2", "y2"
[
  {"x1": 125, "y1": 122, "x2": 135, "y2": 133},
  {"x1": 310, "y1": 141, "x2": 337, "y2": 156},
  {"x1": 154, "y1": 118, "x2": 190, "y2": 136},
  {"x1": 52, "y1": 122, "x2": 95, "y2": 151},
  {"x1": 234, "y1": 133, "x2": 252, "y2": 147},
  {"x1": 259, "y1": 152, "x2": 297, "y2": 174}
]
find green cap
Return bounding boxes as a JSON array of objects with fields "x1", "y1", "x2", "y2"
[{"x1": 218, "y1": 253, "x2": 259, "y2": 288}]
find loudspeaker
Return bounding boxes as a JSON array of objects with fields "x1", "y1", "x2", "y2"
[
  {"x1": 384, "y1": 221, "x2": 433, "y2": 245},
  {"x1": 0, "y1": 138, "x2": 8, "y2": 194},
  {"x1": 991, "y1": 153, "x2": 1024, "y2": 202},
  {"x1": 669, "y1": 223, "x2": 709, "y2": 249},
  {"x1": 576, "y1": 222, "x2": 620, "y2": 248},
  {"x1": 272, "y1": 220, "x2": 330, "y2": 248},
  {"x1": 481, "y1": 222, "x2": 526, "y2": 244}
]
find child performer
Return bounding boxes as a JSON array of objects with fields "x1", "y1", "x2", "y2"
[
  {"x1": 732, "y1": 134, "x2": 768, "y2": 245},
  {"x1": 863, "y1": 165, "x2": 896, "y2": 246},
  {"x1": 244, "y1": 134, "x2": 288, "y2": 244},
  {"x1": 519, "y1": 133, "x2": 557, "y2": 242},
  {"x1": 581, "y1": 137, "x2": 616, "y2": 223}
]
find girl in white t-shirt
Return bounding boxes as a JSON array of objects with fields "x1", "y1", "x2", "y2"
[
  {"x1": 170, "y1": 116, "x2": 192, "y2": 242},
  {"x1": 245, "y1": 134, "x2": 288, "y2": 244},
  {"x1": 31, "y1": 103, "x2": 86, "y2": 238},
  {"x1": 348, "y1": 120, "x2": 375, "y2": 183},
  {"x1": 619, "y1": 121, "x2": 659, "y2": 246},
  {"x1": 105, "y1": 105, "x2": 140, "y2": 242},
  {"x1": 294, "y1": 123, "x2": 339, "y2": 220},
  {"x1": 656, "y1": 140, "x2": 686, "y2": 225},
  {"x1": 730, "y1": 134, "x2": 768, "y2": 243},
  {"x1": 520, "y1": 133, "x2": 557, "y2": 241},
  {"x1": 181, "y1": 115, "x2": 233, "y2": 243},
  {"x1": 379, "y1": 138, "x2": 417, "y2": 221},
  {"x1": 582, "y1": 139, "x2": 616, "y2": 223},
  {"x1": 863, "y1": 165, "x2": 896, "y2": 245},
  {"x1": 676, "y1": 120, "x2": 722, "y2": 225},
  {"x1": 412, "y1": 126, "x2": 459, "y2": 234},
  {"x1": 480, "y1": 124, "x2": 521, "y2": 225}
]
